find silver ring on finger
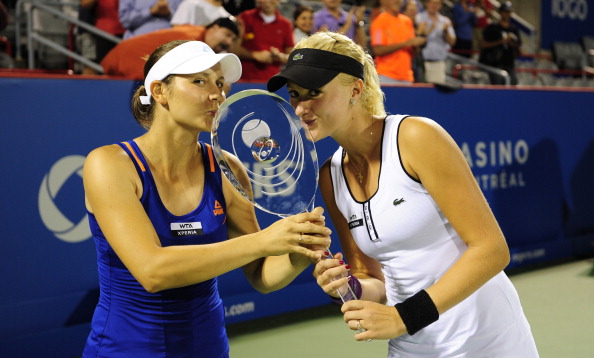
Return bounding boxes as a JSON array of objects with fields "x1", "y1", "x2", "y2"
[
  {"x1": 299, "y1": 234, "x2": 303, "y2": 242},
  {"x1": 356, "y1": 320, "x2": 361, "y2": 330}
]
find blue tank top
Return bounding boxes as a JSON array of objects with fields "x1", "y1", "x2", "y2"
[{"x1": 83, "y1": 141, "x2": 230, "y2": 358}]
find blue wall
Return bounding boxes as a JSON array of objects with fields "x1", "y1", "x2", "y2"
[
  {"x1": 1, "y1": 77, "x2": 594, "y2": 357},
  {"x1": 540, "y1": 0, "x2": 594, "y2": 48}
]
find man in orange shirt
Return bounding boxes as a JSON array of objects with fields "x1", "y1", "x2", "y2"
[
  {"x1": 101, "y1": 17, "x2": 239, "y2": 79},
  {"x1": 370, "y1": 0, "x2": 426, "y2": 84}
]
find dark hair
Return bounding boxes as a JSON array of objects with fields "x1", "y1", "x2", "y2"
[
  {"x1": 293, "y1": 4, "x2": 313, "y2": 21},
  {"x1": 0, "y1": 1, "x2": 8, "y2": 33},
  {"x1": 206, "y1": 17, "x2": 240, "y2": 37},
  {"x1": 131, "y1": 40, "x2": 188, "y2": 130}
]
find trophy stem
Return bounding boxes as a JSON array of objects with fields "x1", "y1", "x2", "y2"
[
  {"x1": 326, "y1": 249, "x2": 359, "y2": 304},
  {"x1": 326, "y1": 249, "x2": 366, "y2": 335}
]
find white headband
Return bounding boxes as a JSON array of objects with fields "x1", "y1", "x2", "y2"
[{"x1": 140, "y1": 41, "x2": 242, "y2": 105}]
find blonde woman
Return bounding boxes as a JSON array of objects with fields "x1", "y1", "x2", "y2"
[{"x1": 267, "y1": 31, "x2": 538, "y2": 357}]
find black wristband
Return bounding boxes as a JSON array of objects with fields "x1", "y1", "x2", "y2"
[{"x1": 394, "y1": 290, "x2": 439, "y2": 335}]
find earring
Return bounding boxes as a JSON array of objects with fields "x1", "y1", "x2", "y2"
[{"x1": 350, "y1": 98, "x2": 356, "y2": 106}]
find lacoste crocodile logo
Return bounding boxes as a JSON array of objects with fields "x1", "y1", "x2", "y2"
[{"x1": 393, "y1": 198, "x2": 405, "y2": 206}]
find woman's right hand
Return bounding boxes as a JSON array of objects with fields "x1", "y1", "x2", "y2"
[{"x1": 313, "y1": 251, "x2": 351, "y2": 299}]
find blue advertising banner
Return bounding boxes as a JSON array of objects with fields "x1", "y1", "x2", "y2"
[
  {"x1": 540, "y1": 0, "x2": 594, "y2": 48},
  {"x1": 1, "y1": 77, "x2": 593, "y2": 357}
]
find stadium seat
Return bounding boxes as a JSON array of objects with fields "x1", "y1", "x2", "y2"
[
  {"x1": 551, "y1": 41, "x2": 585, "y2": 71},
  {"x1": 582, "y1": 36, "x2": 594, "y2": 68}
]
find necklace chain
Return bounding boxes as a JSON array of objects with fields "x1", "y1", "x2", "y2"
[
  {"x1": 350, "y1": 157, "x2": 366, "y2": 184},
  {"x1": 349, "y1": 115, "x2": 374, "y2": 184}
]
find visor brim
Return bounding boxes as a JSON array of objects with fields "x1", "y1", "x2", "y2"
[
  {"x1": 267, "y1": 65, "x2": 340, "y2": 92},
  {"x1": 172, "y1": 53, "x2": 242, "y2": 83}
]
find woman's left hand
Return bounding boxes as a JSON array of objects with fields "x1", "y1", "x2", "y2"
[
  {"x1": 341, "y1": 300, "x2": 407, "y2": 341},
  {"x1": 289, "y1": 206, "x2": 331, "y2": 265}
]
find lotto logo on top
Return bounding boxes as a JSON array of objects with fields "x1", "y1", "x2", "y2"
[{"x1": 213, "y1": 200, "x2": 224, "y2": 216}]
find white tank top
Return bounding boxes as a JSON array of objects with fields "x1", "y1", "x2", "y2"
[{"x1": 329, "y1": 115, "x2": 538, "y2": 357}]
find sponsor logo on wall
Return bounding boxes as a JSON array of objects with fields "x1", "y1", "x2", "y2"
[
  {"x1": 541, "y1": 0, "x2": 593, "y2": 47},
  {"x1": 460, "y1": 139, "x2": 529, "y2": 191},
  {"x1": 552, "y1": 0, "x2": 589, "y2": 21},
  {"x1": 225, "y1": 301, "x2": 256, "y2": 317},
  {"x1": 38, "y1": 155, "x2": 91, "y2": 243},
  {"x1": 511, "y1": 248, "x2": 547, "y2": 264}
]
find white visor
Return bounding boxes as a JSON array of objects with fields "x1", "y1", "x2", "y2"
[{"x1": 140, "y1": 41, "x2": 242, "y2": 105}]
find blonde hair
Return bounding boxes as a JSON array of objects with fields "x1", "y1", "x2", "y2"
[{"x1": 295, "y1": 32, "x2": 386, "y2": 117}]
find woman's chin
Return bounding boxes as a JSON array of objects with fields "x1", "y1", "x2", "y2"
[{"x1": 305, "y1": 129, "x2": 325, "y2": 143}]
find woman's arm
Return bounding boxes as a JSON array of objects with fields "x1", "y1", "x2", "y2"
[
  {"x1": 352, "y1": 7, "x2": 368, "y2": 48},
  {"x1": 312, "y1": 161, "x2": 386, "y2": 303},
  {"x1": 341, "y1": 116, "x2": 509, "y2": 341},
  {"x1": 400, "y1": 117, "x2": 509, "y2": 314},
  {"x1": 221, "y1": 151, "x2": 331, "y2": 293},
  {"x1": 83, "y1": 145, "x2": 329, "y2": 293},
  {"x1": 372, "y1": 36, "x2": 426, "y2": 56}
]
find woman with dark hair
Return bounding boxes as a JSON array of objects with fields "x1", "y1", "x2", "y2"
[
  {"x1": 82, "y1": 40, "x2": 331, "y2": 357},
  {"x1": 293, "y1": 4, "x2": 314, "y2": 44}
]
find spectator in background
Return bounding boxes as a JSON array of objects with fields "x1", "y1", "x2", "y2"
[
  {"x1": 401, "y1": 0, "x2": 419, "y2": 19},
  {"x1": 472, "y1": 0, "x2": 491, "y2": 51},
  {"x1": 78, "y1": 0, "x2": 126, "y2": 74},
  {"x1": 402, "y1": 0, "x2": 422, "y2": 13},
  {"x1": 77, "y1": 0, "x2": 98, "y2": 74},
  {"x1": 369, "y1": 0, "x2": 382, "y2": 21},
  {"x1": 313, "y1": 0, "x2": 367, "y2": 48},
  {"x1": 0, "y1": 0, "x2": 8, "y2": 32},
  {"x1": 171, "y1": 0, "x2": 230, "y2": 27},
  {"x1": 401, "y1": 0, "x2": 418, "y2": 23},
  {"x1": 372, "y1": 0, "x2": 422, "y2": 22},
  {"x1": 0, "y1": 0, "x2": 12, "y2": 68},
  {"x1": 479, "y1": 1, "x2": 520, "y2": 85},
  {"x1": 415, "y1": 0, "x2": 455, "y2": 84},
  {"x1": 402, "y1": 0, "x2": 424, "y2": 82},
  {"x1": 452, "y1": 0, "x2": 476, "y2": 58},
  {"x1": 119, "y1": 0, "x2": 183, "y2": 39},
  {"x1": 370, "y1": 0, "x2": 425, "y2": 85},
  {"x1": 236, "y1": 0, "x2": 293, "y2": 82},
  {"x1": 223, "y1": 0, "x2": 255, "y2": 16},
  {"x1": 101, "y1": 17, "x2": 239, "y2": 79},
  {"x1": 293, "y1": 4, "x2": 313, "y2": 44}
]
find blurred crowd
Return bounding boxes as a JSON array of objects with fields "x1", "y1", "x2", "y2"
[{"x1": 0, "y1": 0, "x2": 521, "y2": 85}]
